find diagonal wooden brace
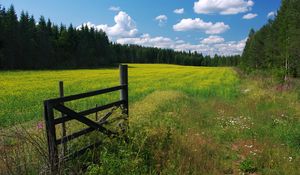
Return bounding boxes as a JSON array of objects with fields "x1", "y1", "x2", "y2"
[{"x1": 54, "y1": 104, "x2": 117, "y2": 137}]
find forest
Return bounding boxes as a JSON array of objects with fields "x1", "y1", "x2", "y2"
[
  {"x1": 0, "y1": 5, "x2": 239, "y2": 70},
  {"x1": 242, "y1": 0, "x2": 300, "y2": 77},
  {"x1": 1, "y1": 0, "x2": 299, "y2": 78}
]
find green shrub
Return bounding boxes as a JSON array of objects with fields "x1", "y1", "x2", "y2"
[
  {"x1": 271, "y1": 68, "x2": 286, "y2": 83},
  {"x1": 240, "y1": 158, "x2": 257, "y2": 173}
]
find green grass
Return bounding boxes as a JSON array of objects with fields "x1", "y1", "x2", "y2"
[{"x1": 0, "y1": 64, "x2": 299, "y2": 174}]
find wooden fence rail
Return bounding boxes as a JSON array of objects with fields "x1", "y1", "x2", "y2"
[{"x1": 43, "y1": 64, "x2": 128, "y2": 174}]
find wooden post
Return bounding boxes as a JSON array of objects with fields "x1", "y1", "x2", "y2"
[
  {"x1": 44, "y1": 101, "x2": 59, "y2": 175},
  {"x1": 59, "y1": 81, "x2": 67, "y2": 156},
  {"x1": 119, "y1": 65, "x2": 128, "y2": 115}
]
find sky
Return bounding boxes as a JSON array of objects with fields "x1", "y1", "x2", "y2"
[{"x1": 1, "y1": 0, "x2": 281, "y2": 56}]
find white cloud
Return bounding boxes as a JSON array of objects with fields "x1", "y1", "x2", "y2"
[
  {"x1": 213, "y1": 38, "x2": 247, "y2": 55},
  {"x1": 175, "y1": 40, "x2": 185, "y2": 44},
  {"x1": 117, "y1": 33, "x2": 246, "y2": 56},
  {"x1": 174, "y1": 8, "x2": 184, "y2": 14},
  {"x1": 77, "y1": 11, "x2": 138, "y2": 38},
  {"x1": 201, "y1": 35, "x2": 225, "y2": 44},
  {"x1": 175, "y1": 38, "x2": 247, "y2": 56},
  {"x1": 117, "y1": 34, "x2": 175, "y2": 48},
  {"x1": 243, "y1": 13, "x2": 257, "y2": 19},
  {"x1": 109, "y1": 6, "x2": 121, "y2": 12},
  {"x1": 155, "y1": 15, "x2": 168, "y2": 26},
  {"x1": 173, "y1": 18, "x2": 230, "y2": 34},
  {"x1": 194, "y1": 0, "x2": 254, "y2": 15},
  {"x1": 267, "y1": 11, "x2": 276, "y2": 18},
  {"x1": 77, "y1": 9, "x2": 244, "y2": 56}
]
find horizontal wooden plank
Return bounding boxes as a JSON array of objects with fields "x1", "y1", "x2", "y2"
[
  {"x1": 54, "y1": 115, "x2": 72, "y2": 125},
  {"x1": 63, "y1": 141, "x2": 103, "y2": 161},
  {"x1": 53, "y1": 100, "x2": 124, "y2": 125},
  {"x1": 79, "y1": 100, "x2": 124, "y2": 116},
  {"x1": 56, "y1": 127, "x2": 94, "y2": 145},
  {"x1": 46, "y1": 85, "x2": 127, "y2": 104}
]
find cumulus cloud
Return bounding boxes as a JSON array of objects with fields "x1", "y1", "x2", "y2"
[
  {"x1": 173, "y1": 18, "x2": 230, "y2": 34},
  {"x1": 155, "y1": 15, "x2": 168, "y2": 26},
  {"x1": 213, "y1": 38, "x2": 247, "y2": 55},
  {"x1": 177, "y1": 38, "x2": 247, "y2": 56},
  {"x1": 243, "y1": 13, "x2": 258, "y2": 19},
  {"x1": 194, "y1": 0, "x2": 254, "y2": 15},
  {"x1": 174, "y1": 8, "x2": 184, "y2": 14},
  {"x1": 117, "y1": 33, "x2": 246, "y2": 56},
  {"x1": 77, "y1": 11, "x2": 138, "y2": 38},
  {"x1": 267, "y1": 11, "x2": 276, "y2": 18},
  {"x1": 77, "y1": 9, "x2": 244, "y2": 56},
  {"x1": 201, "y1": 35, "x2": 225, "y2": 44},
  {"x1": 117, "y1": 34, "x2": 175, "y2": 48},
  {"x1": 109, "y1": 6, "x2": 121, "y2": 12}
]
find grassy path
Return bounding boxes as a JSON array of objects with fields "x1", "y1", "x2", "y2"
[
  {"x1": 93, "y1": 72, "x2": 300, "y2": 174},
  {"x1": 126, "y1": 80, "x2": 299, "y2": 174}
]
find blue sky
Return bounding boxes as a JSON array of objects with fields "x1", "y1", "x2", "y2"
[{"x1": 1, "y1": 0, "x2": 281, "y2": 55}]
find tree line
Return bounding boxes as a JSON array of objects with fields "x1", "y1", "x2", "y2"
[
  {"x1": 0, "y1": 5, "x2": 239, "y2": 70},
  {"x1": 241, "y1": 0, "x2": 300, "y2": 78}
]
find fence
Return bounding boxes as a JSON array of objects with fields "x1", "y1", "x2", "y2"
[{"x1": 43, "y1": 65, "x2": 128, "y2": 174}]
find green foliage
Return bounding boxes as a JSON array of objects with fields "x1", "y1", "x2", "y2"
[
  {"x1": 297, "y1": 86, "x2": 300, "y2": 101},
  {"x1": 83, "y1": 128, "x2": 174, "y2": 175},
  {"x1": 240, "y1": 158, "x2": 257, "y2": 173},
  {"x1": 241, "y1": 0, "x2": 300, "y2": 78},
  {"x1": 0, "y1": 4, "x2": 240, "y2": 70},
  {"x1": 271, "y1": 68, "x2": 286, "y2": 83}
]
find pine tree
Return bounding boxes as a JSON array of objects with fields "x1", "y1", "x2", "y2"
[{"x1": 0, "y1": 4, "x2": 240, "y2": 70}]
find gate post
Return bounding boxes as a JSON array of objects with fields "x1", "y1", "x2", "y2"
[
  {"x1": 44, "y1": 101, "x2": 59, "y2": 174},
  {"x1": 119, "y1": 64, "x2": 128, "y2": 115}
]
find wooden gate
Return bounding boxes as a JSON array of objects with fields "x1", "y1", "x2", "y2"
[{"x1": 43, "y1": 65, "x2": 128, "y2": 174}]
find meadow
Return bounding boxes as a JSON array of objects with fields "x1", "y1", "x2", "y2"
[
  {"x1": 0, "y1": 64, "x2": 238, "y2": 127},
  {"x1": 0, "y1": 64, "x2": 299, "y2": 174}
]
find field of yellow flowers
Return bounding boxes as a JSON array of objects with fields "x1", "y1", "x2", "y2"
[{"x1": 0, "y1": 64, "x2": 238, "y2": 127}]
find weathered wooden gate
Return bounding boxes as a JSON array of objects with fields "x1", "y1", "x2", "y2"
[{"x1": 43, "y1": 65, "x2": 128, "y2": 174}]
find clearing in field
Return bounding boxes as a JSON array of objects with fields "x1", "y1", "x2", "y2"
[{"x1": 0, "y1": 64, "x2": 299, "y2": 174}]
